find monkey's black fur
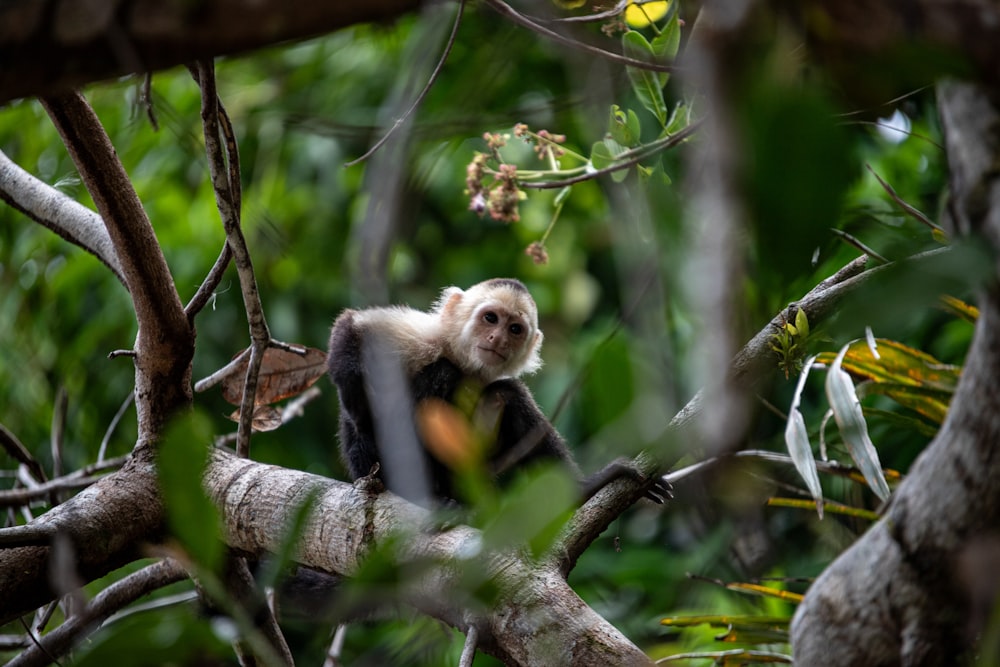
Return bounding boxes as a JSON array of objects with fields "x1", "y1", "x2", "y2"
[{"x1": 327, "y1": 310, "x2": 669, "y2": 505}]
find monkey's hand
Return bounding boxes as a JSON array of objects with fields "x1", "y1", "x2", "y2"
[
  {"x1": 581, "y1": 459, "x2": 673, "y2": 504},
  {"x1": 643, "y1": 473, "x2": 673, "y2": 504}
]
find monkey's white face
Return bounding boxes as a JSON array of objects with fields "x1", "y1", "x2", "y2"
[{"x1": 461, "y1": 300, "x2": 537, "y2": 381}]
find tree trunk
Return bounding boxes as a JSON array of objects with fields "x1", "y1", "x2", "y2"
[{"x1": 791, "y1": 80, "x2": 1000, "y2": 666}]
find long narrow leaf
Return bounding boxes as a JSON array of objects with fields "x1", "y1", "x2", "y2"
[
  {"x1": 622, "y1": 31, "x2": 668, "y2": 125},
  {"x1": 785, "y1": 356, "x2": 823, "y2": 518},
  {"x1": 825, "y1": 345, "x2": 891, "y2": 501}
]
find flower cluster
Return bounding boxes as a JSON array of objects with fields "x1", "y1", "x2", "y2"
[
  {"x1": 513, "y1": 123, "x2": 567, "y2": 163},
  {"x1": 464, "y1": 153, "x2": 522, "y2": 223},
  {"x1": 483, "y1": 131, "x2": 508, "y2": 152},
  {"x1": 525, "y1": 241, "x2": 549, "y2": 265},
  {"x1": 466, "y1": 152, "x2": 488, "y2": 216},
  {"x1": 533, "y1": 129, "x2": 567, "y2": 163},
  {"x1": 487, "y1": 163, "x2": 521, "y2": 223}
]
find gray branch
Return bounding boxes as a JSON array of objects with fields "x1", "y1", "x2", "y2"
[{"x1": 0, "y1": 149, "x2": 124, "y2": 285}]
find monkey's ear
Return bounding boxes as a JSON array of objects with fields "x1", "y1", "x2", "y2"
[{"x1": 433, "y1": 286, "x2": 464, "y2": 314}]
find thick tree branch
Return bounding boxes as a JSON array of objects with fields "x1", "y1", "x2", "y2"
[
  {"x1": 203, "y1": 448, "x2": 654, "y2": 666},
  {"x1": 40, "y1": 92, "x2": 194, "y2": 446},
  {"x1": 0, "y1": 459, "x2": 163, "y2": 625},
  {"x1": 0, "y1": 0, "x2": 423, "y2": 106},
  {"x1": 0, "y1": 149, "x2": 125, "y2": 285},
  {"x1": 795, "y1": 0, "x2": 1000, "y2": 89}
]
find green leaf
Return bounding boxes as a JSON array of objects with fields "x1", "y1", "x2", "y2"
[
  {"x1": 663, "y1": 101, "x2": 691, "y2": 137},
  {"x1": 554, "y1": 185, "x2": 572, "y2": 208},
  {"x1": 623, "y1": 31, "x2": 668, "y2": 126},
  {"x1": 602, "y1": 136, "x2": 630, "y2": 182},
  {"x1": 825, "y1": 345, "x2": 891, "y2": 501},
  {"x1": 862, "y1": 383, "x2": 952, "y2": 425},
  {"x1": 159, "y1": 411, "x2": 224, "y2": 572},
  {"x1": 784, "y1": 356, "x2": 823, "y2": 518},
  {"x1": 590, "y1": 137, "x2": 630, "y2": 181},
  {"x1": 482, "y1": 466, "x2": 575, "y2": 556},
  {"x1": 650, "y1": 9, "x2": 681, "y2": 86},
  {"x1": 794, "y1": 308, "x2": 810, "y2": 339},
  {"x1": 608, "y1": 104, "x2": 642, "y2": 147},
  {"x1": 590, "y1": 140, "x2": 615, "y2": 171}
]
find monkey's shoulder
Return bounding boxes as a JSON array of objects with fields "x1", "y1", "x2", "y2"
[{"x1": 329, "y1": 306, "x2": 445, "y2": 375}]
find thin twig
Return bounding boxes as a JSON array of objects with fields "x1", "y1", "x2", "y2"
[
  {"x1": 185, "y1": 241, "x2": 233, "y2": 319},
  {"x1": 16, "y1": 616, "x2": 61, "y2": 667},
  {"x1": 0, "y1": 476, "x2": 107, "y2": 508},
  {"x1": 459, "y1": 625, "x2": 479, "y2": 667},
  {"x1": 520, "y1": 120, "x2": 701, "y2": 189},
  {"x1": 484, "y1": 0, "x2": 675, "y2": 73},
  {"x1": 50, "y1": 388, "x2": 67, "y2": 481},
  {"x1": 549, "y1": 0, "x2": 628, "y2": 23},
  {"x1": 98, "y1": 391, "x2": 134, "y2": 462},
  {"x1": 830, "y1": 228, "x2": 889, "y2": 264},
  {"x1": 184, "y1": 64, "x2": 238, "y2": 320},
  {"x1": 662, "y1": 449, "x2": 872, "y2": 485},
  {"x1": 194, "y1": 60, "x2": 270, "y2": 458},
  {"x1": 7, "y1": 560, "x2": 188, "y2": 667},
  {"x1": 0, "y1": 456, "x2": 128, "y2": 508},
  {"x1": 345, "y1": 0, "x2": 466, "y2": 167},
  {"x1": 865, "y1": 163, "x2": 944, "y2": 233},
  {"x1": 0, "y1": 424, "x2": 47, "y2": 484}
]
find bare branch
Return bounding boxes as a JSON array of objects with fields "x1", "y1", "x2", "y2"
[
  {"x1": 520, "y1": 121, "x2": 702, "y2": 190},
  {"x1": 483, "y1": 0, "x2": 675, "y2": 73},
  {"x1": 0, "y1": 424, "x2": 47, "y2": 485},
  {"x1": 0, "y1": 459, "x2": 162, "y2": 622},
  {"x1": 668, "y1": 253, "x2": 878, "y2": 432},
  {"x1": 204, "y1": 448, "x2": 655, "y2": 666},
  {"x1": 346, "y1": 0, "x2": 467, "y2": 167},
  {"x1": 7, "y1": 559, "x2": 187, "y2": 667},
  {"x1": 0, "y1": 0, "x2": 424, "y2": 106},
  {"x1": 194, "y1": 60, "x2": 270, "y2": 458},
  {"x1": 40, "y1": 92, "x2": 194, "y2": 446},
  {"x1": 0, "y1": 149, "x2": 125, "y2": 285},
  {"x1": 184, "y1": 229, "x2": 233, "y2": 322},
  {"x1": 0, "y1": 456, "x2": 128, "y2": 509}
]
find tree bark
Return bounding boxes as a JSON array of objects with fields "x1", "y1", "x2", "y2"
[
  {"x1": 791, "y1": 81, "x2": 1000, "y2": 666},
  {"x1": 0, "y1": 458, "x2": 163, "y2": 625},
  {"x1": 204, "y1": 448, "x2": 654, "y2": 667},
  {"x1": 0, "y1": 0, "x2": 422, "y2": 105}
]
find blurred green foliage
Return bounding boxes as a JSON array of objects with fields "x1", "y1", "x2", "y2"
[{"x1": 0, "y1": 2, "x2": 978, "y2": 664}]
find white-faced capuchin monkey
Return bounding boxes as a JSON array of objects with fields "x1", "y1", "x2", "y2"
[{"x1": 327, "y1": 278, "x2": 670, "y2": 505}]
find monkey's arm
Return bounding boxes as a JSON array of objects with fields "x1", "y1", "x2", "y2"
[
  {"x1": 327, "y1": 310, "x2": 381, "y2": 480},
  {"x1": 484, "y1": 380, "x2": 671, "y2": 504}
]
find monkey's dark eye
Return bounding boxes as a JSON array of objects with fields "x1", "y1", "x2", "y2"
[
  {"x1": 509, "y1": 323, "x2": 523, "y2": 335},
  {"x1": 483, "y1": 311, "x2": 499, "y2": 324}
]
